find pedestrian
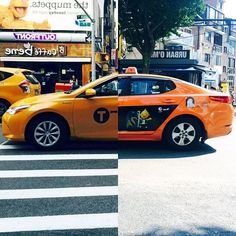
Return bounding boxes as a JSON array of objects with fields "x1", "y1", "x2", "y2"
[{"x1": 70, "y1": 75, "x2": 79, "y2": 90}]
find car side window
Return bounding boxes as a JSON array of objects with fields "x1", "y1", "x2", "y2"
[
  {"x1": 118, "y1": 77, "x2": 130, "y2": 96},
  {"x1": 0, "y1": 71, "x2": 13, "y2": 81},
  {"x1": 94, "y1": 79, "x2": 118, "y2": 96},
  {"x1": 129, "y1": 78, "x2": 176, "y2": 95}
]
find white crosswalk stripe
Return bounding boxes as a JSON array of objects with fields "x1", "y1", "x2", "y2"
[
  {"x1": 0, "y1": 150, "x2": 118, "y2": 235},
  {"x1": 0, "y1": 169, "x2": 118, "y2": 178},
  {"x1": 0, "y1": 154, "x2": 118, "y2": 160},
  {"x1": 0, "y1": 213, "x2": 118, "y2": 233},
  {"x1": 0, "y1": 186, "x2": 118, "y2": 200}
]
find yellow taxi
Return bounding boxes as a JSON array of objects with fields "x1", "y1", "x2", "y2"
[
  {"x1": 0, "y1": 67, "x2": 41, "y2": 118},
  {"x1": 2, "y1": 68, "x2": 234, "y2": 150}
]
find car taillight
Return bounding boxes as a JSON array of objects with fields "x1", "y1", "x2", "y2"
[
  {"x1": 19, "y1": 80, "x2": 31, "y2": 94},
  {"x1": 209, "y1": 95, "x2": 232, "y2": 104}
]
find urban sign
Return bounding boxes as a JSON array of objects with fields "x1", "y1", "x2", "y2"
[{"x1": 151, "y1": 50, "x2": 190, "y2": 59}]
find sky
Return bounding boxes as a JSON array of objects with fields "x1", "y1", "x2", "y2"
[{"x1": 223, "y1": 0, "x2": 236, "y2": 18}]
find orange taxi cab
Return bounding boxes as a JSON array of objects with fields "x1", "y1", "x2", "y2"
[
  {"x1": 0, "y1": 67, "x2": 41, "y2": 118},
  {"x1": 2, "y1": 68, "x2": 234, "y2": 150}
]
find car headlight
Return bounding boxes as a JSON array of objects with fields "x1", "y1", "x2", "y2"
[{"x1": 7, "y1": 105, "x2": 30, "y2": 115}]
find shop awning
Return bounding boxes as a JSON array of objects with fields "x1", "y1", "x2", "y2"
[{"x1": 0, "y1": 57, "x2": 91, "y2": 63}]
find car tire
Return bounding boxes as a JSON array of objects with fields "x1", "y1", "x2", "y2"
[
  {"x1": 164, "y1": 117, "x2": 201, "y2": 150},
  {"x1": 27, "y1": 115, "x2": 69, "y2": 150},
  {"x1": 0, "y1": 100, "x2": 10, "y2": 120}
]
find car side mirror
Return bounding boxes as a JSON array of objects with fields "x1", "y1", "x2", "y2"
[{"x1": 85, "y1": 88, "x2": 96, "y2": 97}]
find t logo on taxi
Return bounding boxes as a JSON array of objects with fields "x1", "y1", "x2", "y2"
[{"x1": 94, "y1": 108, "x2": 110, "y2": 123}]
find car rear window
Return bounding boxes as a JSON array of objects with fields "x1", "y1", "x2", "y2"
[
  {"x1": 0, "y1": 71, "x2": 13, "y2": 81},
  {"x1": 23, "y1": 71, "x2": 40, "y2": 84}
]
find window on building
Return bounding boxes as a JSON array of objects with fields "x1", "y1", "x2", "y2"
[
  {"x1": 214, "y1": 33, "x2": 223, "y2": 46},
  {"x1": 204, "y1": 54, "x2": 211, "y2": 63},
  {"x1": 164, "y1": 45, "x2": 183, "y2": 50},
  {"x1": 209, "y1": 7, "x2": 215, "y2": 19},
  {"x1": 223, "y1": 66, "x2": 227, "y2": 73},
  {"x1": 228, "y1": 58, "x2": 235, "y2": 68},
  {"x1": 224, "y1": 47, "x2": 228, "y2": 54},
  {"x1": 219, "y1": 2, "x2": 223, "y2": 11},
  {"x1": 215, "y1": 55, "x2": 222, "y2": 65},
  {"x1": 205, "y1": 32, "x2": 211, "y2": 42}
]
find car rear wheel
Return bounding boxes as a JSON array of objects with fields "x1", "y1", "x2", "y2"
[
  {"x1": 0, "y1": 100, "x2": 10, "y2": 120},
  {"x1": 164, "y1": 117, "x2": 201, "y2": 150},
  {"x1": 27, "y1": 116, "x2": 69, "y2": 150}
]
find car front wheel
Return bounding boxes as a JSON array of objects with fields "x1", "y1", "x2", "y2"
[
  {"x1": 164, "y1": 117, "x2": 201, "y2": 150},
  {"x1": 27, "y1": 116, "x2": 69, "y2": 150}
]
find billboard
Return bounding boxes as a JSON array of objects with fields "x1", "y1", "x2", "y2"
[{"x1": 0, "y1": 0, "x2": 99, "y2": 31}]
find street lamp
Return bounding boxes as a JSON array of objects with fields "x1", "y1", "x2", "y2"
[{"x1": 74, "y1": 0, "x2": 96, "y2": 81}]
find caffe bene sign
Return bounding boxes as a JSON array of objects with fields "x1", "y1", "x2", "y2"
[
  {"x1": 4, "y1": 43, "x2": 66, "y2": 57},
  {"x1": 151, "y1": 50, "x2": 190, "y2": 59},
  {"x1": 0, "y1": 42, "x2": 91, "y2": 58}
]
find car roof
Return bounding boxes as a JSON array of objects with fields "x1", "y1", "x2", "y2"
[
  {"x1": 0, "y1": 67, "x2": 33, "y2": 74},
  {"x1": 118, "y1": 73, "x2": 183, "y2": 82}
]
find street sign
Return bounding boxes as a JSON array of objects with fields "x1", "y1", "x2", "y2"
[
  {"x1": 85, "y1": 36, "x2": 92, "y2": 43},
  {"x1": 95, "y1": 37, "x2": 102, "y2": 43},
  {"x1": 111, "y1": 49, "x2": 116, "y2": 60}
]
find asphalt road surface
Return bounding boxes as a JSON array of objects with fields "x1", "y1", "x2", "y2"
[
  {"x1": 1, "y1": 115, "x2": 236, "y2": 236},
  {"x1": 119, "y1": 118, "x2": 236, "y2": 236},
  {"x1": 0, "y1": 141, "x2": 118, "y2": 235}
]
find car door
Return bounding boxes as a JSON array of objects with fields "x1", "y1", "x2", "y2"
[
  {"x1": 118, "y1": 76, "x2": 183, "y2": 137},
  {"x1": 73, "y1": 77, "x2": 118, "y2": 140}
]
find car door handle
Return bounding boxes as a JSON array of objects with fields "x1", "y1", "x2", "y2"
[
  {"x1": 162, "y1": 99, "x2": 176, "y2": 103},
  {"x1": 110, "y1": 110, "x2": 118, "y2": 114}
]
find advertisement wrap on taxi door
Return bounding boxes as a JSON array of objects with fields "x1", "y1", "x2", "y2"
[{"x1": 0, "y1": 0, "x2": 99, "y2": 32}]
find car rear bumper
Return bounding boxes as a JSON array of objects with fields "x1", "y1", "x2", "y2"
[{"x1": 206, "y1": 104, "x2": 234, "y2": 139}]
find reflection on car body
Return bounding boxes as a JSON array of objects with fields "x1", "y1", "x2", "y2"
[{"x1": 2, "y1": 68, "x2": 234, "y2": 150}]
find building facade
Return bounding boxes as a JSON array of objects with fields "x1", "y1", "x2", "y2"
[
  {"x1": 120, "y1": 0, "x2": 236, "y2": 93},
  {"x1": 0, "y1": 0, "x2": 103, "y2": 86}
]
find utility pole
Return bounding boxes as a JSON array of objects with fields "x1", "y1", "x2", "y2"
[
  {"x1": 74, "y1": 0, "x2": 96, "y2": 81},
  {"x1": 110, "y1": 0, "x2": 115, "y2": 68}
]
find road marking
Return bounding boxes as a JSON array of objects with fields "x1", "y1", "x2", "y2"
[
  {"x1": 0, "y1": 154, "x2": 118, "y2": 161},
  {"x1": 0, "y1": 213, "x2": 118, "y2": 232},
  {"x1": 0, "y1": 186, "x2": 118, "y2": 200},
  {"x1": 0, "y1": 169, "x2": 118, "y2": 178}
]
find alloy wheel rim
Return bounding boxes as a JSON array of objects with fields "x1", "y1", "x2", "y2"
[
  {"x1": 34, "y1": 121, "x2": 60, "y2": 147},
  {"x1": 172, "y1": 122, "x2": 196, "y2": 146}
]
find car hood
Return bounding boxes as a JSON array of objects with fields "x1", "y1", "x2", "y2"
[{"x1": 10, "y1": 92, "x2": 69, "y2": 107}]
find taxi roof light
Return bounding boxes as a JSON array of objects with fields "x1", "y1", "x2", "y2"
[{"x1": 125, "y1": 67, "x2": 138, "y2": 74}]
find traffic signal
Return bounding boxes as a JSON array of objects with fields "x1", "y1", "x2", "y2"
[{"x1": 101, "y1": 53, "x2": 110, "y2": 63}]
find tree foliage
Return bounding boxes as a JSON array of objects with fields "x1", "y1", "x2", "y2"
[{"x1": 119, "y1": 0, "x2": 205, "y2": 72}]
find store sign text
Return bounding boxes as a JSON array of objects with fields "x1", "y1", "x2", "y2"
[
  {"x1": 13, "y1": 33, "x2": 57, "y2": 41},
  {"x1": 4, "y1": 43, "x2": 66, "y2": 57},
  {"x1": 151, "y1": 50, "x2": 190, "y2": 59}
]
